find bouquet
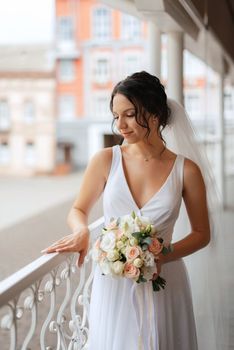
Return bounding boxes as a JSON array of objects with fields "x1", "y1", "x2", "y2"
[{"x1": 92, "y1": 211, "x2": 172, "y2": 292}]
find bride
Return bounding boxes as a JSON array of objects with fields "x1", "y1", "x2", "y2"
[{"x1": 42, "y1": 71, "x2": 222, "y2": 349}]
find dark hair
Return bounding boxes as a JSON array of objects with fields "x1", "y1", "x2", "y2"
[{"x1": 110, "y1": 71, "x2": 171, "y2": 143}]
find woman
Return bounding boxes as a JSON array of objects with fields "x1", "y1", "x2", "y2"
[{"x1": 42, "y1": 71, "x2": 211, "y2": 349}]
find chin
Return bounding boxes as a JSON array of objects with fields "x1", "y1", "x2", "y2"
[{"x1": 124, "y1": 139, "x2": 137, "y2": 144}]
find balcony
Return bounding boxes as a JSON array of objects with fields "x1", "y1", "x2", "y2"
[
  {"x1": 55, "y1": 41, "x2": 81, "y2": 60},
  {"x1": 0, "y1": 217, "x2": 104, "y2": 350}
]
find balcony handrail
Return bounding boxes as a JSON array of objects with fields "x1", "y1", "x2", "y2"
[{"x1": 0, "y1": 216, "x2": 104, "y2": 307}]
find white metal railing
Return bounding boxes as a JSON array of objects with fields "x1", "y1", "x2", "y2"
[{"x1": 0, "y1": 216, "x2": 104, "y2": 350}]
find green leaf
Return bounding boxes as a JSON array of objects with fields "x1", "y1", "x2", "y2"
[
  {"x1": 152, "y1": 276, "x2": 166, "y2": 292},
  {"x1": 131, "y1": 211, "x2": 136, "y2": 219},
  {"x1": 138, "y1": 275, "x2": 147, "y2": 283},
  {"x1": 142, "y1": 237, "x2": 152, "y2": 245},
  {"x1": 132, "y1": 232, "x2": 142, "y2": 240},
  {"x1": 162, "y1": 246, "x2": 170, "y2": 255}
]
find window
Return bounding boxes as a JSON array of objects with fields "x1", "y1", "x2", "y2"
[
  {"x1": 25, "y1": 142, "x2": 36, "y2": 166},
  {"x1": 59, "y1": 95, "x2": 76, "y2": 121},
  {"x1": 93, "y1": 95, "x2": 110, "y2": 119},
  {"x1": 184, "y1": 94, "x2": 201, "y2": 113},
  {"x1": 24, "y1": 100, "x2": 35, "y2": 123},
  {"x1": 224, "y1": 93, "x2": 233, "y2": 111},
  {"x1": 59, "y1": 59, "x2": 75, "y2": 82},
  {"x1": 0, "y1": 141, "x2": 10, "y2": 164},
  {"x1": 57, "y1": 16, "x2": 74, "y2": 42},
  {"x1": 93, "y1": 7, "x2": 111, "y2": 40},
  {"x1": 122, "y1": 54, "x2": 141, "y2": 77},
  {"x1": 0, "y1": 100, "x2": 10, "y2": 130},
  {"x1": 121, "y1": 14, "x2": 141, "y2": 40},
  {"x1": 94, "y1": 58, "x2": 110, "y2": 84}
]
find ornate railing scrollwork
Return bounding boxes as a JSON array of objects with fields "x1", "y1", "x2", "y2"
[{"x1": 0, "y1": 216, "x2": 104, "y2": 350}]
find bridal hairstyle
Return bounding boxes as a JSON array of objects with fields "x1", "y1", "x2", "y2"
[
  {"x1": 110, "y1": 71, "x2": 171, "y2": 142},
  {"x1": 110, "y1": 71, "x2": 229, "y2": 349}
]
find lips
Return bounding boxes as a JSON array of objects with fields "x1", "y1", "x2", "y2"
[{"x1": 121, "y1": 132, "x2": 133, "y2": 137}]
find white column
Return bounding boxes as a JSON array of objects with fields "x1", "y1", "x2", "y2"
[
  {"x1": 167, "y1": 31, "x2": 184, "y2": 104},
  {"x1": 148, "y1": 22, "x2": 161, "y2": 78},
  {"x1": 217, "y1": 64, "x2": 226, "y2": 207}
]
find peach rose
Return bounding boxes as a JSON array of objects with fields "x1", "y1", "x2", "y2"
[
  {"x1": 148, "y1": 238, "x2": 163, "y2": 256},
  {"x1": 125, "y1": 246, "x2": 140, "y2": 261},
  {"x1": 124, "y1": 262, "x2": 140, "y2": 280}
]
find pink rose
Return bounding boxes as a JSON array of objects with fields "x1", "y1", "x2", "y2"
[
  {"x1": 148, "y1": 238, "x2": 163, "y2": 256},
  {"x1": 124, "y1": 262, "x2": 140, "y2": 280},
  {"x1": 125, "y1": 246, "x2": 140, "y2": 261}
]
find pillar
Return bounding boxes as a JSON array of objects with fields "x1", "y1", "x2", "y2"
[{"x1": 167, "y1": 31, "x2": 184, "y2": 104}]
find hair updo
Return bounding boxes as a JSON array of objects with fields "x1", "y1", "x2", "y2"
[{"x1": 110, "y1": 71, "x2": 171, "y2": 142}]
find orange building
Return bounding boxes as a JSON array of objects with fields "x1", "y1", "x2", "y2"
[
  {"x1": 55, "y1": 0, "x2": 215, "y2": 171},
  {"x1": 55, "y1": 0, "x2": 148, "y2": 169}
]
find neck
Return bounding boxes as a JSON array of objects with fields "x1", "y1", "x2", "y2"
[{"x1": 128, "y1": 140, "x2": 165, "y2": 160}]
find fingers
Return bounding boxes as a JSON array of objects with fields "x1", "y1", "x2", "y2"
[{"x1": 78, "y1": 249, "x2": 87, "y2": 267}]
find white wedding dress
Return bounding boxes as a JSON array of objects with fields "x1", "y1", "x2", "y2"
[{"x1": 88, "y1": 145, "x2": 198, "y2": 350}]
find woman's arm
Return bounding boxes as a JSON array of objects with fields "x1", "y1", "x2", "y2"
[
  {"x1": 160, "y1": 158, "x2": 210, "y2": 265},
  {"x1": 41, "y1": 148, "x2": 112, "y2": 266}
]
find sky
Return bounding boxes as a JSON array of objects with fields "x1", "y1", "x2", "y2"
[{"x1": 0, "y1": 0, "x2": 54, "y2": 44}]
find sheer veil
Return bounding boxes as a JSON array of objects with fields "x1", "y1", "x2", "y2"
[{"x1": 163, "y1": 99, "x2": 229, "y2": 350}]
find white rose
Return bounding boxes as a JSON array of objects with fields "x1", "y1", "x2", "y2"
[
  {"x1": 100, "y1": 259, "x2": 112, "y2": 275},
  {"x1": 112, "y1": 261, "x2": 124, "y2": 275},
  {"x1": 116, "y1": 240, "x2": 124, "y2": 249},
  {"x1": 100, "y1": 231, "x2": 116, "y2": 252},
  {"x1": 133, "y1": 258, "x2": 143, "y2": 268},
  {"x1": 137, "y1": 215, "x2": 151, "y2": 227},
  {"x1": 120, "y1": 215, "x2": 135, "y2": 236},
  {"x1": 107, "y1": 249, "x2": 119, "y2": 262},
  {"x1": 143, "y1": 251, "x2": 155, "y2": 267}
]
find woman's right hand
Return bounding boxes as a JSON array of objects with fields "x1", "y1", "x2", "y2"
[{"x1": 41, "y1": 227, "x2": 90, "y2": 267}]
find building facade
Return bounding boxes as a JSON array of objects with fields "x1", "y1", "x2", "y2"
[
  {"x1": 55, "y1": 0, "x2": 148, "y2": 168},
  {"x1": 0, "y1": 46, "x2": 56, "y2": 176}
]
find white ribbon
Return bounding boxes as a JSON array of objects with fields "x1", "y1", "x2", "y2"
[{"x1": 131, "y1": 282, "x2": 159, "y2": 350}]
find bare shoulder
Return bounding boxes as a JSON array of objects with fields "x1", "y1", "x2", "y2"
[
  {"x1": 183, "y1": 157, "x2": 205, "y2": 191},
  {"x1": 88, "y1": 147, "x2": 113, "y2": 180}
]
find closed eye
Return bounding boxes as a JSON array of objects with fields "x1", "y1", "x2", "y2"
[{"x1": 112, "y1": 113, "x2": 135, "y2": 120}]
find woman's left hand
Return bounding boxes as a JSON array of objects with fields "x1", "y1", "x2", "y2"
[{"x1": 41, "y1": 228, "x2": 90, "y2": 267}]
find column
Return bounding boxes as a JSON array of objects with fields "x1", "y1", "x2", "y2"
[
  {"x1": 167, "y1": 31, "x2": 184, "y2": 104},
  {"x1": 148, "y1": 22, "x2": 161, "y2": 79},
  {"x1": 217, "y1": 62, "x2": 226, "y2": 207}
]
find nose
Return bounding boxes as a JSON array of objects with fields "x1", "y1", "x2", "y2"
[{"x1": 116, "y1": 116, "x2": 127, "y2": 130}]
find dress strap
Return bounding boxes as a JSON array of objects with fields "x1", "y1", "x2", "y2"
[
  {"x1": 175, "y1": 154, "x2": 185, "y2": 193},
  {"x1": 107, "y1": 145, "x2": 121, "y2": 180}
]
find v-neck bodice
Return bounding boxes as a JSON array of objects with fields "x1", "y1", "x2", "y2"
[{"x1": 103, "y1": 145, "x2": 184, "y2": 243}]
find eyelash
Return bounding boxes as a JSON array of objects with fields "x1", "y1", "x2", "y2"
[{"x1": 113, "y1": 114, "x2": 135, "y2": 120}]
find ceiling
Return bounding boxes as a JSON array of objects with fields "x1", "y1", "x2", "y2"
[{"x1": 101, "y1": 0, "x2": 234, "y2": 80}]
